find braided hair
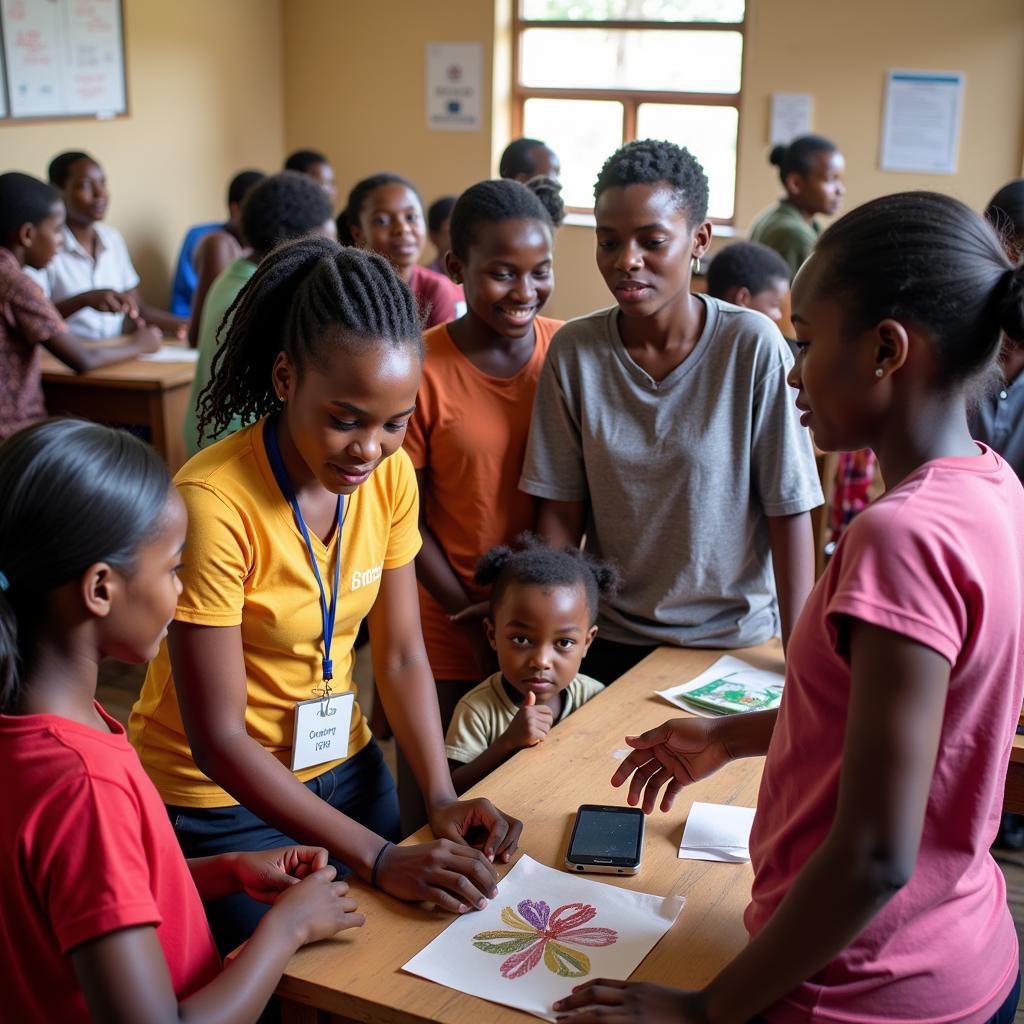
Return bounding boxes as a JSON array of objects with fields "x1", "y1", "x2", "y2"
[
  {"x1": 195, "y1": 236, "x2": 422, "y2": 446},
  {"x1": 595, "y1": 139, "x2": 709, "y2": 225},
  {"x1": 449, "y1": 178, "x2": 565, "y2": 261},
  {"x1": 475, "y1": 533, "x2": 621, "y2": 627}
]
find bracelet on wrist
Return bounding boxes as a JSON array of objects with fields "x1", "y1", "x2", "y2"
[{"x1": 371, "y1": 841, "x2": 393, "y2": 888}]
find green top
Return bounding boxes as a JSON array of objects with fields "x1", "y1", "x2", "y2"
[
  {"x1": 748, "y1": 198, "x2": 820, "y2": 282},
  {"x1": 183, "y1": 256, "x2": 257, "y2": 459}
]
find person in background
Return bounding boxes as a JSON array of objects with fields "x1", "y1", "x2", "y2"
[
  {"x1": 0, "y1": 172, "x2": 159, "y2": 440},
  {"x1": 30, "y1": 151, "x2": 187, "y2": 342},
  {"x1": 749, "y1": 135, "x2": 845, "y2": 281},
  {"x1": 499, "y1": 138, "x2": 561, "y2": 183},
  {"x1": 338, "y1": 173, "x2": 460, "y2": 329},
  {"x1": 284, "y1": 149, "x2": 337, "y2": 206},
  {"x1": 426, "y1": 196, "x2": 457, "y2": 275},
  {"x1": 170, "y1": 169, "x2": 264, "y2": 323},
  {"x1": 705, "y1": 241, "x2": 791, "y2": 328},
  {"x1": 180, "y1": 170, "x2": 265, "y2": 345},
  {"x1": 183, "y1": 171, "x2": 334, "y2": 457}
]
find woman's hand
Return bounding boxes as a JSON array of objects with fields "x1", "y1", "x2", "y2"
[
  {"x1": 374, "y1": 839, "x2": 500, "y2": 913},
  {"x1": 611, "y1": 717, "x2": 733, "y2": 813},
  {"x1": 230, "y1": 845, "x2": 329, "y2": 904},
  {"x1": 429, "y1": 796, "x2": 523, "y2": 862},
  {"x1": 554, "y1": 980, "x2": 709, "y2": 1023}
]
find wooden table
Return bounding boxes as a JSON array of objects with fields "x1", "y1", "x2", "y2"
[
  {"x1": 1005, "y1": 735, "x2": 1024, "y2": 814},
  {"x1": 39, "y1": 349, "x2": 196, "y2": 472},
  {"x1": 277, "y1": 642, "x2": 782, "y2": 1024}
]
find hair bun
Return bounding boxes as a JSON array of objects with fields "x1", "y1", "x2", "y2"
[
  {"x1": 474, "y1": 544, "x2": 514, "y2": 586},
  {"x1": 590, "y1": 560, "x2": 622, "y2": 598},
  {"x1": 525, "y1": 176, "x2": 566, "y2": 227},
  {"x1": 998, "y1": 263, "x2": 1024, "y2": 342},
  {"x1": 769, "y1": 143, "x2": 787, "y2": 168}
]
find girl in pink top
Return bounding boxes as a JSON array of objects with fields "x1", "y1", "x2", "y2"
[{"x1": 555, "y1": 192, "x2": 1024, "y2": 1024}]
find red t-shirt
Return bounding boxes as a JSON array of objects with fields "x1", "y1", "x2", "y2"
[
  {"x1": 747, "y1": 446, "x2": 1023, "y2": 1022},
  {"x1": 0, "y1": 702, "x2": 220, "y2": 1022},
  {"x1": 409, "y1": 264, "x2": 459, "y2": 328}
]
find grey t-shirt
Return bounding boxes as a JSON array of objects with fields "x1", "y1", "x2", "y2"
[
  {"x1": 519, "y1": 296, "x2": 823, "y2": 648},
  {"x1": 970, "y1": 371, "x2": 1024, "y2": 481}
]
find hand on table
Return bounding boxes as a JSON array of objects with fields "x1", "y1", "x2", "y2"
[
  {"x1": 231, "y1": 844, "x2": 329, "y2": 904},
  {"x1": 554, "y1": 980, "x2": 709, "y2": 1023},
  {"x1": 430, "y1": 795, "x2": 523, "y2": 863},
  {"x1": 373, "y1": 838, "x2": 500, "y2": 914},
  {"x1": 131, "y1": 323, "x2": 162, "y2": 353},
  {"x1": 612, "y1": 717, "x2": 732, "y2": 813},
  {"x1": 502, "y1": 691, "x2": 553, "y2": 750}
]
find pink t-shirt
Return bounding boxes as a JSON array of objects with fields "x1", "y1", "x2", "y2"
[
  {"x1": 409, "y1": 264, "x2": 459, "y2": 328},
  {"x1": 746, "y1": 445, "x2": 1024, "y2": 1023}
]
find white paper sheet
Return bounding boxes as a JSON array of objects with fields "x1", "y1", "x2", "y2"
[
  {"x1": 138, "y1": 346, "x2": 200, "y2": 363},
  {"x1": 403, "y1": 854, "x2": 684, "y2": 1022},
  {"x1": 678, "y1": 802, "x2": 755, "y2": 862},
  {"x1": 770, "y1": 92, "x2": 813, "y2": 146},
  {"x1": 656, "y1": 655, "x2": 784, "y2": 717},
  {"x1": 880, "y1": 70, "x2": 964, "y2": 174}
]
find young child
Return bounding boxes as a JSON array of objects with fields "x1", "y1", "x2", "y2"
[
  {"x1": 521, "y1": 140, "x2": 822, "y2": 684},
  {"x1": 446, "y1": 536, "x2": 618, "y2": 795},
  {"x1": 705, "y1": 241, "x2": 790, "y2": 328},
  {"x1": 184, "y1": 171, "x2": 334, "y2": 456},
  {"x1": 130, "y1": 238, "x2": 520, "y2": 955},
  {"x1": 0, "y1": 418, "x2": 362, "y2": 1023},
  {"x1": 181, "y1": 169, "x2": 266, "y2": 343},
  {"x1": 499, "y1": 138, "x2": 562, "y2": 183},
  {"x1": 284, "y1": 148, "x2": 337, "y2": 205},
  {"x1": 30, "y1": 151, "x2": 187, "y2": 341},
  {"x1": 749, "y1": 134, "x2": 846, "y2": 281},
  {"x1": 0, "y1": 172, "x2": 160, "y2": 440},
  {"x1": 426, "y1": 195, "x2": 457, "y2": 275},
  {"x1": 338, "y1": 173, "x2": 460, "y2": 328},
  {"x1": 398, "y1": 177, "x2": 563, "y2": 830},
  {"x1": 558, "y1": 192, "x2": 1024, "y2": 1024}
]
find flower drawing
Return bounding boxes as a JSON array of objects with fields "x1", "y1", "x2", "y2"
[{"x1": 472, "y1": 900, "x2": 618, "y2": 979}]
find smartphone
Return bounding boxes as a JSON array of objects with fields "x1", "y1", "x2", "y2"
[{"x1": 565, "y1": 804, "x2": 645, "y2": 875}]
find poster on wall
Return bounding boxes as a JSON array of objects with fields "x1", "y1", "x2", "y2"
[
  {"x1": 0, "y1": 36, "x2": 7, "y2": 117},
  {"x1": 425, "y1": 41, "x2": 482, "y2": 132},
  {"x1": 1, "y1": 0, "x2": 126, "y2": 119},
  {"x1": 879, "y1": 70, "x2": 964, "y2": 175},
  {"x1": 769, "y1": 93, "x2": 812, "y2": 146}
]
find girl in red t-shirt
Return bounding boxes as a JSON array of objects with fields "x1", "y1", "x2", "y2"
[{"x1": 0, "y1": 419, "x2": 361, "y2": 1023}]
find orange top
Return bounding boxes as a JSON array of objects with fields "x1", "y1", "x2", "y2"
[{"x1": 404, "y1": 316, "x2": 562, "y2": 679}]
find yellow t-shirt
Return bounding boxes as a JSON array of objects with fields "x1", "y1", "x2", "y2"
[{"x1": 129, "y1": 418, "x2": 422, "y2": 807}]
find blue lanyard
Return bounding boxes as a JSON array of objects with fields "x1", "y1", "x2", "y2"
[{"x1": 264, "y1": 418, "x2": 342, "y2": 686}]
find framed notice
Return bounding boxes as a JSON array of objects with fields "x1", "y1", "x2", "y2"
[
  {"x1": 879, "y1": 70, "x2": 964, "y2": 175},
  {"x1": 1, "y1": 0, "x2": 127, "y2": 120},
  {"x1": 425, "y1": 42, "x2": 482, "y2": 132}
]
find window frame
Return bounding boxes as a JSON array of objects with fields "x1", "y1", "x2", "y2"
[{"x1": 511, "y1": 3, "x2": 746, "y2": 222}]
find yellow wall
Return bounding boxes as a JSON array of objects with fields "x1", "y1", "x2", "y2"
[
  {"x1": 0, "y1": 0, "x2": 285, "y2": 307},
  {"x1": 283, "y1": 0, "x2": 1024, "y2": 321}
]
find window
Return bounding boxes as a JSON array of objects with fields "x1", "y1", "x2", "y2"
[{"x1": 512, "y1": 0, "x2": 745, "y2": 221}]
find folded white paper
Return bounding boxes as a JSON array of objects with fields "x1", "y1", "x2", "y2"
[
  {"x1": 656, "y1": 654, "x2": 784, "y2": 717},
  {"x1": 138, "y1": 346, "x2": 200, "y2": 362},
  {"x1": 678, "y1": 802, "x2": 756, "y2": 862},
  {"x1": 403, "y1": 854, "x2": 685, "y2": 1022}
]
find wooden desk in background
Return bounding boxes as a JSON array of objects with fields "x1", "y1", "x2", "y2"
[
  {"x1": 39, "y1": 349, "x2": 196, "y2": 472},
  {"x1": 277, "y1": 642, "x2": 782, "y2": 1024},
  {"x1": 1005, "y1": 734, "x2": 1024, "y2": 814}
]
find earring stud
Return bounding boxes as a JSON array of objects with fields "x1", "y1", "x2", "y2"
[{"x1": 875, "y1": 368, "x2": 884, "y2": 378}]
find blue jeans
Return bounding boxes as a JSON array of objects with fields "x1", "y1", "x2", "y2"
[{"x1": 167, "y1": 738, "x2": 399, "y2": 955}]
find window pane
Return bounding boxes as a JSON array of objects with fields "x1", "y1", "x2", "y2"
[
  {"x1": 522, "y1": 0, "x2": 745, "y2": 22},
  {"x1": 636, "y1": 103, "x2": 737, "y2": 219},
  {"x1": 523, "y1": 98, "x2": 624, "y2": 208},
  {"x1": 520, "y1": 28, "x2": 742, "y2": 93}
]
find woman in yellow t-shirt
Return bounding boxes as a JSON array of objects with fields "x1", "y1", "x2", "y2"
[{"x1": 130, "y1": 238, "x2": 522, "y2": 954}]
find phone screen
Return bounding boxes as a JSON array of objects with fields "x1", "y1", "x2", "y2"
[{"x1": 569, "y1": 807, "x2": 643, "y2": 861}]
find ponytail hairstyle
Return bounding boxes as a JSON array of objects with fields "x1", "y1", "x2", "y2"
[
  {"x1": 449, "y1": 177, "x2": 565, "y2": 261},
  {"x1": 195, "y1": 236, "x2": 423, "y2": 446},
  {"x1": 474, "y1": 533, "x2": 621, "y2": 627},
  {"x1": 337, "y1": 172, "x2": 422, "y2": 246},
  {"x1": 0, "y1": 420, "x2": 172, "y2": 713},
  {"x1": 595, "y1": 139, "x2": 709, "y2": 226},
  {"x1": 985, "y1": 179, "x2": 1024, "y2": 263},
  {"x1": 769, "y1": 134, "x2": 837, "y2": 188},
  {"x1": 809, "y1": 191, "x2": 1024, "y2": 383}
]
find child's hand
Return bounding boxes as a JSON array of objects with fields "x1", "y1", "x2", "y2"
[
  {"x1": 268, "y1": 866, "x2": 364, "y2": 946},
  {"x1": 82, "y1": 288, "x2": 137, "y2": 316},
  {"x1": 231, "y1": 845, "x2": 329, "y2": 904},
  {"x1": 502, "y1": 691, "x2": 553, "y2": 751},
  {"x1": 132, "y1": 324, "x2": 162, "y2": 353}
]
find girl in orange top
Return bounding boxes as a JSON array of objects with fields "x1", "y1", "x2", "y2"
[{"x1": 403, "y1": 178, "x2": 565, "y2": 740}]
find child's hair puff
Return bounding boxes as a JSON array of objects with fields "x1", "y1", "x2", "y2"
[
  {"x1": 475, "y1": 533, "x2": 621, "y2": 626},
  {"x1": 0, "y1": 420, "x2": 172, "y2": 712}
]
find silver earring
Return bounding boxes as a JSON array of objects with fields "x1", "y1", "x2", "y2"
[
  {"x1": 691, "y1": 256, "x2": 702, "y2": 275},
  {"x1": 874, "y1": 368, "x2": 884, "y2": 378}
]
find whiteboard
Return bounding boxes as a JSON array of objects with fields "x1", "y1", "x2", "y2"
[{"x1": 1, "y1": 0, "x2": 126, "y2": 120}]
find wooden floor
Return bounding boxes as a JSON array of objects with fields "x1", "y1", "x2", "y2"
[{"x1": 98, "y1": 657, "x2": 1024, "y2": 1018}]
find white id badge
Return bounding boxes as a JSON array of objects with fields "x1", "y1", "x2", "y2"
[{"x1": 291, "y1": 692, "x2": 354, "y2": 771}]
